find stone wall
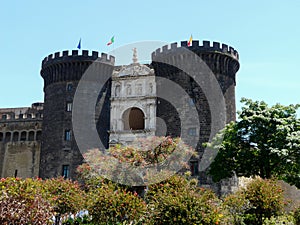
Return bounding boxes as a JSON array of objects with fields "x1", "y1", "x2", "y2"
[{"x1": 0, "y1": 104, "x2": 43, "y2": 178}]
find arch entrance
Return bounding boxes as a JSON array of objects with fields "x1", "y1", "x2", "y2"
[{"x1": 123, "y1": 107, "x2": 145, "y2": 130}]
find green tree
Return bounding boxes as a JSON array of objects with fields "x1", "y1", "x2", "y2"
[
  {"x1": 77, "y1": 136, "x2": 196, "y2": 187},
  {"x1": 207, "y1": 98, "x2": 300, "y2": 187}
]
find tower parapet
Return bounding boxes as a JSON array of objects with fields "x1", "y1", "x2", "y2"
[
  {"x1": 152, "y1": 40, "x2": 239, "y2": 78},
  {"x1": 41, "y1": 50, "x2": 115, "y2": 88},
  {"x1": 152, "y1": 40, "x2": 239, "y2": 59}
]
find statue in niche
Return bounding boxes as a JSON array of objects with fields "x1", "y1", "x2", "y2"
[
  {"x1": 149, "y1": 83, "x2": 153, "y2": 94},
  {"x1": 115, "y1": 85, "x2": 120, "y2": 96},
  {"x1": 126, "y1": 84, "x2": 132, "y2": 95},
  {"x1": 136, "y1": 83, "x2": 142, "y2": 95}
]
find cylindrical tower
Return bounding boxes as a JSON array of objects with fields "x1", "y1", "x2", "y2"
[
  {"x1": 40, "y1": 50, "x2": 115, "y2": 179},
  {"x1": 151, "y1": 40, "x2": 239, "y2": 193}
]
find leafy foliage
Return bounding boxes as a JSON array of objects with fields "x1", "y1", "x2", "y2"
[
  {"x1": 43, "y1": 177, "x2": 86, "y2": 215},
  {"x1": 293, "y1": 206, "x2": 300, "y2": 225},
  {"x1": 86, "y1": 181, "x2": 147, "y2": 225},
  {"x1": 145, "y1": 175, "x2": 225, "y2": 225},
  {"x1": 0, "y1": 177, "x2": 54, "y2": 224},
  {"x1": 223, "y1": 177, "x2": 287, "y2": 225},
  {"x1": 78, "y1": 136, "x2": 196, "y2": 186},
  {"x1": 243, "y1": 178, "x2": 285, "y2": 224},
  {"x1": 0, "y1": 177, "x2": 86, "y2": 224},
  {"x1": 207, "y1": 98, "x2": 300, "y2": 187},
  {"x1": 222, "y1": 188, "x2": 250, "y2": 224}
]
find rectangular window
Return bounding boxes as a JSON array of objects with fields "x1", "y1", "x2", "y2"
[
  {"x1": 64, "y1": 130, "x2": 71, "y2": 141},
  {"x1": 188, "y1": 128, "x2": 197, "y2": 136},
  {"x1": 190, "y1": 161, "x2": 199, "y2": 176},
  {"x1": 188, "y1": 98, "x2": 195, "y2": 106},
  {"x1": 1, "y1": 114, "x2": 7, "y2": 120},
  {"x1": 66, "y1": 83, "x2": 73, "y2": 91},
  {"x1": 66, "y1": 102, "x2": 72, "y2": 112},
  {"x1": 62, "y1": 165, "x2": 69, "y2": 178}
]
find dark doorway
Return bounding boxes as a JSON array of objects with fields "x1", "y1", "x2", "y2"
[{"x1": 123, "y1": 107, "x2": 145, "y2": 130}]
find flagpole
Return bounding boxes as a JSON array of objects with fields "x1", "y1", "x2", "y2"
[{"x1": 113, "y1": 40, "x2": 115, "y2": 55}]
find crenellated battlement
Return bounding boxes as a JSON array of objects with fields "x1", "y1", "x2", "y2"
[
  {"x1": 151, "y1": 40, "x2": 239, "y2": 60},
  {"x1": 0, "y1": 114, "x2": 43, "y2": 121},
  {"x1": 42, "y1": 50, "x2": 115, "y2": 68},
  {"x1": 41, "y1": 50, "x2": 115, "y2": 87}
]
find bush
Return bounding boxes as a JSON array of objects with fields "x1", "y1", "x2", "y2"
[
  {"x1": 146, "y1": 175, "x2": 224, "y2": 225},
  {"x1": 294, "y1": 207, "x2": 300, "y2": 225},
  {"x1": 0, "y1": 177, "x2": 54, "y2": 224},
  {"x1": 222, "y1": 189, "x2": 250, "y2": 224},
  {"x1": 244, "y1": 178, "x2": 285, "y2": 224},
  {"x1": 86, "y1": 181, "x2": 147, "y2": 225},
  {"x1": 78, "y1": 136, "x2": 197, "y2": 186},
  {"x1": 263, "y1": 214, "x2": 295, "y2": 225},
  {"x1": 43, "y1": 177, "x2": 86, "y2": 215}
]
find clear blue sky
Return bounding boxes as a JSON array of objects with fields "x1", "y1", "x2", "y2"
[{"x1": 1, "y1": 0, "x2": 299, "y2": 112}]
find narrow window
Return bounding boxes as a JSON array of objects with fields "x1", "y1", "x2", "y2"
[
  {"x1": 0, "y1": 132, "x2": 3, "y2": 142},
  {"x1": 13, "y1": 131, "x2": 19, "y2": 141},
  {"x1": 189, "y1": 98, "x2": 195, "y2": 106},
  {"x1": 188, "y1": 128, "x2": 197, "y2": 136},
  {"x1": 20, "y1": 131, "x2": 27, "y2": 141},
  {"x1": 28, "y1": 131, "x2": 34, "y2": 141},
  {"x1": 5, "y1": 132, "x2": 11, "y2": 142},
  {"x1": 62, "y1": 165, "x2": 70, "y2": 178},
  {"x1": 190, "y1": 161, "x2": 199, "y2": 176},
  {"x1": 36, "y1": 131, "x2": 42, "y2": 141},
  {"x1": 66, "y1": 102, "x2": 72, "y2": 112},
  {"x1": 65, "y1": 130, "x2": 71, "y2": 141},
  {"x1": 66, "y1": 83, "x2": 73, "y2": 91},
  {"x1": 1, "y1": 114, "x2": 7, "y2": 120}
]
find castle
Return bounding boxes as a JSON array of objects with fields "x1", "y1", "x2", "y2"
[{"x1": 0, "y1": 40, "x2": 240, "y2": 194}]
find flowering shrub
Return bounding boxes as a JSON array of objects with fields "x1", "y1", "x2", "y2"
[
  {"x1": 223, "y1": 177, "x2": 288, "y2": 225},
  {"x1": 0, "y1": 177, "x2": 54, "y2": 224},
  {"x1": 78, "y1": 136, "x2": 196, "y2": 186},
  {"x1": 0, "y1": 177, "x2": 87, "y2": 224},
  {"x1": 43, "y1": 177, "x2": 86, "y2": 215},
  {"x1": 222, "y1": 188, "x2": 253, "y2": 224},
  {"x1": 293, "y1": 206, "x2": 300, "y2": 224},
  {"x1": 86, "y1": 181, "x2": 147, "y2": 225},
  {"x1": 244, "y1": 178, "x2": 285, "y2": 224},
  {"x1": 145, "y1": 175, "x2": 224, "y2": 225}
]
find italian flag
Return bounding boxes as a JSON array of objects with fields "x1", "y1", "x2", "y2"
[
  {"x1": 107, "y1": 36, "x2": 115, "y2": 46},
  {"x1": 187, "y1": 35, "x2": 193, "y2": 46}
]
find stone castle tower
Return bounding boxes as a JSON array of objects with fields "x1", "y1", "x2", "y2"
[
  {"x1": 39, "y1": 50, "x2": 114, "y2": 178},
  {"x1": 0, "y1": 40, "x2": 239, "y2": 193},
  {"x1": 152, "y1": 40, "x2": 239, "y2": 192}
]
